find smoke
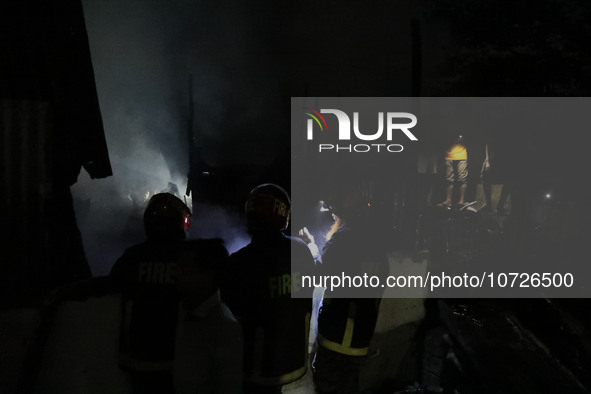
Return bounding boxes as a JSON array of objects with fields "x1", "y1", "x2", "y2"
[
  {"x1": 189, "y1": 203, "x2": 250, "y2": 255},
  {"x1": 72, "y1": 0, "x2": 283, "y2": 275}
]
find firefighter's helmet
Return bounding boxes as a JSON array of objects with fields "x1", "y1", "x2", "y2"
[
  {"x1": 144, "y1": 193, "x2": 191, "y2": 240},
  {"x1": 245, "y1": 183, "x2": 290, "y2": 233}
]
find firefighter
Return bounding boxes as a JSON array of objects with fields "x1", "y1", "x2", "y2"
[
  {"x1": 309, "y1": 191, "x2": 387, "y2": 394},
  {"x1": 222, "y1": 184, "x2": 315, "y2": 394},
  {"x1": 110, "y1": 192, "x2": 191, "y2": 394}
]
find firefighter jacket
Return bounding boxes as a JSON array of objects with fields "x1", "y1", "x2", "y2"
[
  {"x1": 222, "y1": 233, "x2": 315, "y2": 386},
  {"x1": 317, "y1": 226, "x2": 387, "y2": 356},
  {"x1": 110, "y1": 239, "x2": 184, "y2": 371}
]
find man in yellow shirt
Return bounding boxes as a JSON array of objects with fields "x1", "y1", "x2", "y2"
[{"x1": 439, "y1": 134, "x2": 468, "y2": 208}]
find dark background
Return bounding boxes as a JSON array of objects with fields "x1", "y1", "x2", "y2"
[{"x1": 3, "y1": 0, "x2": 591, "y2": 392}]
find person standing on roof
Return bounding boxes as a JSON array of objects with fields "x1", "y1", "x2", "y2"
[{"x1": 439, "y1": 134, "x2": 469, "y2": 208}]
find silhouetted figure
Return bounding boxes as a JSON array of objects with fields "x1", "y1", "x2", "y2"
[
  {"x1": 417, "y1": 139, "x2": 439, "y2": 207},
  {"x1": 307, "y1": 193, "x2": 387, "y2": 394},
  {"x1": 481, "y1": 140, "x2": 512, "y2": 214},
  {"x1": 439, "y1": 134, "x2": 468, "y2": 208},
  {"x1": 174, "y1": 239, "x2": 242, "y2": 394},
  {"x1": 110, "y1": 193, "x2": 191, "y2": 394},
  {"x1": 222, "y1": 184, "x2": 315, "y2": 394},
  {"x1": 480, "y1": 142, "x2": 495, "y2": 211},
  {"x1": 497, "y1": 182, "x2": 512, "y2": 215}
]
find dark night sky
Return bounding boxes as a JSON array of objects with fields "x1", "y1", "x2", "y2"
[{"x1": 78, "y1": 0, "x2": 423, "y2": 179}]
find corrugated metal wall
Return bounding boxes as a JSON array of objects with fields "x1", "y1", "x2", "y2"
[
  {"x1": 2, "y1": 100, "x2": 52, "y2": 300},
  {"x1": 1, "y1": 100, "x2": 91, "y2": 305}
]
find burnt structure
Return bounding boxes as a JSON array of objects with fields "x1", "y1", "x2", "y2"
[{"x1": 1, "y1": 0, "x2": 111, "y2": 305}]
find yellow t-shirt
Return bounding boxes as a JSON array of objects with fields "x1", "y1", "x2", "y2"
[{"x1": 446, "y1": 144, "x2": 467, "y2": 161}]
